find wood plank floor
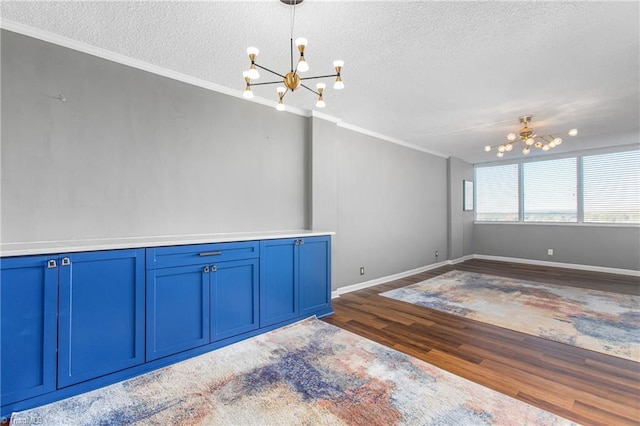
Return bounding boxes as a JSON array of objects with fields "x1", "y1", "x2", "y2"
[{"x1": 322, "y1": 259, "x2": 640, "y2": 426}]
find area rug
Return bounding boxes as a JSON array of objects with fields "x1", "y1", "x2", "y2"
[
  {"x1": 12, "y1": 318, "x2": 573, "y2": 425},
  {"x1": 380, "y1": 270, "x2": 640, "y2": 362}
]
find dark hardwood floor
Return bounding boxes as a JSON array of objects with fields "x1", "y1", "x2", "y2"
[{"x1": 322, "y1": 259, "x2": 640, "y2": 426}]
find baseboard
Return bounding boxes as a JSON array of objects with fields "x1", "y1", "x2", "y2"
[
  {"x1": 331, "y1": 254, "x2": 639, "y2": 298},
  {"x1": 331, "y1": 260, "x2": 452, "y2": 298},
  {"x1": 471, "y1": 254, "x2": 640, "y2": 278}
]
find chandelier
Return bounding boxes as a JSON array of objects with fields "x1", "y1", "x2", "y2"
[
  {"x1": 242, "y1": 0, "x2": 344, "y2": 111},
  {"x1": 484, "y1": 115, "x2": 578, "y2": 158}
]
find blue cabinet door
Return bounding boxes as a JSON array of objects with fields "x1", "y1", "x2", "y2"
[
  {"x1": 1, "y1": 255, "x2": 58, "y2": 404},
  {"x1": 58, "y1": 249, "x2": 145, "y2": 387},
  {"x1": 260, "y1": 239, "x2": 298, "y2": 327},
  {"x1": 146, "y1": 263, "x2": 210, "y2": 361},
  {"x1": 210, "y1": 258, "x2": 259, "y2": 341},
  {"x1": 299, "y1": 236, "x2": 332, "y2": 318}
]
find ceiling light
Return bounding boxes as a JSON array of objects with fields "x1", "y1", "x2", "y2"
[
  {"x1": 242, "y1": 0, "x2": 344, "y2": 111},
  {"x1": 483, "y1": 115, "x2": 578, "y2": 158}
]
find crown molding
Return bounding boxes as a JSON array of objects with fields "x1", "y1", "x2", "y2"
[
  {"x1": 1, "y1": 19, "x2": 446, "y2": 155},
  {"x1": 337, "y1": 121, "x2": 449, "y2": 158},
  {"x1": 0, "y1": 19, "x2": 311, "y2": 118}
]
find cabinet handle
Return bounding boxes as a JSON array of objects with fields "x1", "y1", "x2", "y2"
[
  {"x1": 204, "y1": 266, "x2": 210, "y2": 273},
  {"x1": 294, "y1": 240, "x2": 299, "y2": 246},
  {"x1": 299, "y1": 239, "x2": 305, "y2": 245},
  {"x1": 47, "y1": 259, "x2": 57, "y2": 269},
  {"x1": 61, "y1": 257, "x2": 71, "y2": 266},
  {"x1": 199, "y1": 251, "x2": 222, "y2": 257},
  {"x1": 211, "y1": 265, "x2": 217, "y2": 272}
]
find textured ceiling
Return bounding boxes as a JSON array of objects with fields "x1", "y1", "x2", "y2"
[{"x1": 1, "y1": 1, "x2": 638, "y2": 163}]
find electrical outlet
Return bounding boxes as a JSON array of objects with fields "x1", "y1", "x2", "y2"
[
  {"x1": 360, "y1": 267, "x2": 365, "y2": 275},
  {"x1": 547, "y1": 249, "x2": 554, "y2": 256}
]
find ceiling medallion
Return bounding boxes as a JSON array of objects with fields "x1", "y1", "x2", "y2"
[
  {"x1": 242, "y1": 0, "x2": 344, "y2": 111},
  {"x1": 484, "y1": 115, "x2": 578, "y2": 158}
]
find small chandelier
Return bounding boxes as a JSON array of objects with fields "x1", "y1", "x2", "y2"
[
  {"x1": 242, "y1": 0, "x2": 344, "y2": 111},
  {"x1": 484, "y1": 115, "x2": 578, "y2": 158}
]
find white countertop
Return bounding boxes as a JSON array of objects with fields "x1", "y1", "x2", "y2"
[{"x1": 0, "y1": 230, "x2": 335, "y2": 257}]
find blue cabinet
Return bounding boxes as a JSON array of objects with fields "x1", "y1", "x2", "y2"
[
  {"x1": 1, "y1": 255, "x2": 58, "y2": 405},
  {"x1": 260, "y1": 238, "x2": 298, "y2": 327},
  {"x1": 260, "y1": 236, "x2": 332, "y2": 327},
  {"x1": 146, "y1": 264, "x2": 210, "y2": 361},
  {"x1": 210, "y1": 258, "x2": 259, "y2": 341},
  {"x1": 299, "y1": 237, "x2": 332, "y2": 318},
  {"x1": 146, "y1": 241, "x2": 260, "y2": 360},
  {"x1": 57, "y1": 249, "x2": 145, "y2": 387},
  {"x1": 1, "y1": 234, "x2": 330, "y2": 416}
]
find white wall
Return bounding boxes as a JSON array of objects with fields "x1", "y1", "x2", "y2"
[
  {"x1": 1, "y1": 30, "x2": 309, "y2": 243},
  {"x1": 335, "y1": 127, "x2": 448, "y2": 287}
]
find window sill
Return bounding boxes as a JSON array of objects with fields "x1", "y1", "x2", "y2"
[{"x1": 473, "y1": 221, "x2": 640, "y2": 228}]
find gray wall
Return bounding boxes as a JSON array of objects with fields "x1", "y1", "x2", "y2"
[
  {"x1": 335, "y1": 127, "x2": 448, "y2": 287},
  {"x1": 473, "y1": 223, "x2": 640, "y2": 271},
  {"x1": 1, "y1": 30, "x2": 309, "y2": 243},
  {"x1": 447, "y1": 157, "x2": 474, "y2": 259}
]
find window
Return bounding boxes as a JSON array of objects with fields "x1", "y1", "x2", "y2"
[
  {"x1": 475, "y1": 148, "x2": 640, "y2": 225},
  {"x1": 475, "y1": 164, "x2": 519, "y2": 221},
  {"x1": 583, "y1": 150, "x2": 640, "y2": 223},
  {"x1": 523, "y1": 158, "x2": 577, "y2": 222}
]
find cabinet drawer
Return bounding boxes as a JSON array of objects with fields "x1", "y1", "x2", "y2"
[{"x1": 146, "y1": 241, "x2": 259, "y2": 269}]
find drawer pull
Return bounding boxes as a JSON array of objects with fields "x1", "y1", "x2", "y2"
[{"x1": 199, "y1": 251, "x2": 222, "y2": 257}]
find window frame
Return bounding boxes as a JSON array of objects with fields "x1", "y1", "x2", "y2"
[{"x1": 474, "y1": 145, "x2": 640, "y2": 227}]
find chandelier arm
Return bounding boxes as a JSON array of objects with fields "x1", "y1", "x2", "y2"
[
  {"x1": 248, "y1": 80, "x2": 287, "y2": 87},
  {"x1": 299, "y1": 73, "x2": 339, "y2": 81},
  {"x1": 299, "y1": 83, "x2": 320, "y2": 96},
  {"x1": 254, "y1": 63, "x2": 287, "y2": 79}
]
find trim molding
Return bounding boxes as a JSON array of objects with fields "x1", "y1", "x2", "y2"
[
  {"x1": 331, "y1": 260, "x2": 452, "y2": 298},
  {"x1": 1, "y1": 19, "x2": 445, "y2": 158},
  {"x1": 471, "y1": 254, "x2": 640, "y2": 277},
  {"x1": 337, "y1": 121, "x2": 449, "y2": 159},
  {"x1": 0, "y1": 19, "x2": 309, "y2": 118},
  {"x1": 332, "y1": 254, "x2": 639, "y2": 297}
]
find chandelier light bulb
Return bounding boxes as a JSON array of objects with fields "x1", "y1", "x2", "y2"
[
  {"x1": 525, "y1": 138, "x2": 535, "y2": 146},
  {"x1": 507, "y1": 133, "x2": 517, "y2": 142},
  {"x1": 247, "y1": 47, "x2": 259, "y2": 57},
  {"x1": 333, "y1": 79, "x2": 344, "y2": 90},
  {"x1": 523, "y1": 147, "x2": 531, "y2": 155},
  {"x1": 542, "y1": 144, "x2": 550, "y2": 151},
  {"x1": 555, "y1": 137, "x2": 563, "y2": 145},
  {"x1": 296, "y1": 58, "x2": 309, "y2": 73},
  {"x1": 277, "y1": 86, "x2": 286, "y2": 95},
  {"x1": 568, "y1": 128, "x2": 578, "y2": 136},
  {"x1": 497, "y1": 151, "x2": 504, "y2": 158},
  {"x1": 295, "y1": 38, "x2": 308, "y2": 48},
  {"x1": 534, "y1": 141, "x2": 543, "y2": 148},
  {"x1": 498, "y1": 145, "x2": 505, "y2": 153},
  {"x1": 333, "y1": 60, "x2": 344, "y2": 69},
  {"x1": 505, "y1": 143, "x2": 513, "y2": 152},
  {"x1": 484, "y1": 145, "x2": 492, "y2": 152},
  {"x1": 316, "y1": 82, "x2": 326, "y2": 91},
  {"x1": 247, "y1": 67, "x2": 260, "y2": 80},
  {"x1": 316, "y1": 98, "x2": 326, "y2": 108},
  {"x1": 243, "y1": 88, "x2": 254, "y2": 99},
  {"x1": 549, "y1": 141, "x2": 556, "y2": 148},
  {"x1": 276, "y1": 101, "x2": 286, "y2": 111}
]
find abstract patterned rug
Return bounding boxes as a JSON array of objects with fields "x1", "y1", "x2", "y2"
[
  {"x1": 12, "y1": 318, "x2": 573, "y2": 425},
  {"x1": 380, "y1": 270, "x2": 640, "y2": 362}
]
